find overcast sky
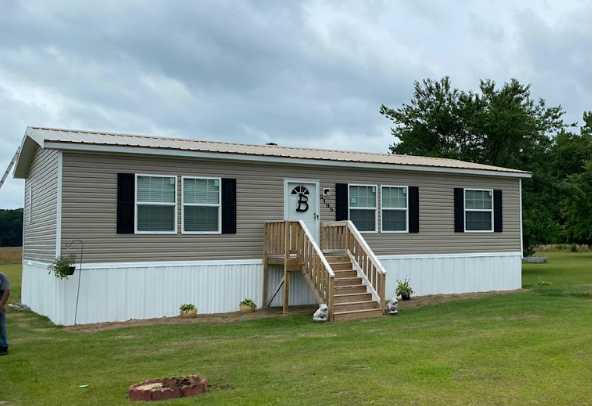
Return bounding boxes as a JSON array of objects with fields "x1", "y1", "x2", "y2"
[{"x1": 0, "y1": 0, "x2": 590, "y2": 209}]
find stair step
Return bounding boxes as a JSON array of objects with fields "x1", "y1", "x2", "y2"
[
  {"x1": 333, "y1": 270, "x2": 357, "y2": 278},
  {"x1": 334, "y1": 300, "x2": 380, "y2": 312},
  {"x1": 334, "y1": 277, "x2": 362, "y2": 286},
  {"x1": 333, "y1": 308, "x2": 384, "y2": 322},
  {"x1": 334, "y1": 285, "x2": 367, "y2": 294},
  {"x1": 331, "y1": 262, "x2": 354, "y2": 270},
  {"x1": 325, "y1": 256, "x2": 350, "y2": 263},
  {"x1": 334, "y1": 292, "x2": 372, "y2": 303}
]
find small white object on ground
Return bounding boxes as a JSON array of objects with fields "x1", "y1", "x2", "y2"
[
  {"x1": 313, "y1": 304, "x2": 329, "y2": 322},
  {"x1": 386, "y1": 297, "x2": 399, "y2": 315}
]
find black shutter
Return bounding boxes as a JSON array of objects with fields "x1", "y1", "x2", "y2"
[
  {"x1": 221, "y1": 178, "x2": 237, "y2": 234},
  {"x1": 494, "y1": 190, "x2": 503, "y2": 232},
  {"x1": 335, "y1": 183, "x2": 348, "y2": 221},
  {"x1": 454, "y1": 188, "x2": 464, "y2": 233},
  {"x1": 117, "y1": 173, "x2": 135, "y2": 234},
  {"x1": 408, "y1": 186, "x2": 419, "y2": 233}
]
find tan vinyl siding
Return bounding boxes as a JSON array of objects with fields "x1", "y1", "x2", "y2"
[
  {"x1": 23, "y1": 148, "x2": 59, "y2": 262},
  {"x1": 61, "y1": 151, "x2": 522, "y2": 263}
]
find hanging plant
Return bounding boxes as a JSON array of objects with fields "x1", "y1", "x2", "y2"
[{"x1": 47, "y1": 255, "x2": 76, "y2": 279}]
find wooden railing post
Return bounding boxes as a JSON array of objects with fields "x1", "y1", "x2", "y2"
[
  {"x1": 328, "y1": 276, "x2": 335, "y2": 321},
  {"x1": 283, "y1": 221, "x2": 290, "y2": 314},
  {"x1": 263, "y1": 223, "x2": 269, "y2": 308}
]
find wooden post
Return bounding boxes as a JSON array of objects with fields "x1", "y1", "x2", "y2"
[
  {"x1": 262, "y1": 223, "x2": 269, "y2": 308},
  {"x1": 379, "y1": 269, "x2": 386, "y2": 315},
  {"x1": 328, "y1": 276, "x2": 335, "y2": 321},
  {"x1": 283, "y1": 221, "x2": 290, "y2": 314},
  {"x1": 298, "y1": 226, "x2": 304, "y2": 260}
]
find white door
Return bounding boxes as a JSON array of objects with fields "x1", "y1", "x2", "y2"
[{"x1": 285, "y1": 180, "x2": 320, "y2": 242}]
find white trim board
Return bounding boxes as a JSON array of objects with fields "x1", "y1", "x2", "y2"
[
  {"x1": 27, "y1": 253, "x2": 522, "y2": 268},
  {"x1": 25, "y1": 258, "x2": 263, "y2": 269},
  {"x1": 43, "y1": 142, "x2": 532, "y2": 179},
  {"x1": 55, "y1": 151, "x2": 63, "y2": 257},
  {"x1": 519, "y1": 179, "x2": 524, "y2": 258},
  {"x1": 378, "y1": 252, "x2": 522, "y2": 260}
]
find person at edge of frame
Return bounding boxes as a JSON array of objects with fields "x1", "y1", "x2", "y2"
[{"x1": 0, "y1": 270, "x2": 11, "y2": 356}]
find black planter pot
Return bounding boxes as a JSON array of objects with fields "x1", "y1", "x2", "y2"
[
  {"x1": 66, "y1": 266, "x2": 76, "y2": 276},
  {"x1": 401, "y1": 293, "x2": 411, "y2": 301}
]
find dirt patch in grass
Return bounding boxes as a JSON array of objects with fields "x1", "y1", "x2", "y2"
[
  {"x1": 397, "y1": 289, "x2": 527, "y2": 310},
  {"x1": 66, "y1": 290, "x2": 527, "y2": 333},
  {"x1": 66, "y1": 306, "x2": 317, "y2": 333}
]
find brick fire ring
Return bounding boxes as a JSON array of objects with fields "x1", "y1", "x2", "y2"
[{"x1": 128, "y1": 375, "x2": 208, "y2": 402}]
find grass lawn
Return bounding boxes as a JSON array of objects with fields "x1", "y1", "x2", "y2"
[{"x1": 0, "y1": 252, "x2": 591, "y2": 406}]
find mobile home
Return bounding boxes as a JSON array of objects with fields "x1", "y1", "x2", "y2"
[{"x1": 13, "y1": 127, "x2": 530, "y2": 325}]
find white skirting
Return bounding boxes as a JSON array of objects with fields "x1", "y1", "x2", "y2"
[
  {"x1": 377, "y1": 252, "x2": 522, "y2": 298},
  {"x1": 22, "y1": 252, "x2": 522, "y2": 326},
  {"x1": 266, "y1": 265, "x2": 317, "y2": 307},
  {"x1": 22, "y1": 260, "x2": 263, "y2": 326}
]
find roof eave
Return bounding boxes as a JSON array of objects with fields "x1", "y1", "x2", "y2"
[
  {"x1": 13, "y1": 128, "x2": 46, "y2": 179},
  {"x1": 43, "y1": 141, "x2": 533, "y2": 178}
]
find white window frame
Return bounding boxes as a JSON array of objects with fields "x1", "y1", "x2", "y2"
[
  {"x1": 134, "y1": 174, "x2": 178, "y2": 235},
  {"x1": 181, "y1": 176, "x2": 222, "y2": 235},
  {"x1": 380, "y1": 185, "x2": 408, "y2": 233},
  {"x1": 348, "y1": 184, "x2": 378, "y2": 233},
  {"x1": 464, "y1": 188, "x2": 494, "y2": 233}
]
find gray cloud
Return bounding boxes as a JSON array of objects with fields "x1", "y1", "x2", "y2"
[{"x1": 0, "y1": 0, "x2": 590, "y2": 208}]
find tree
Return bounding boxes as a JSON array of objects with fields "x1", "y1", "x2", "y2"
[
  {"x1": 553, "y1": 112, "x2": 592, "y2": 244},
  {"x1": 0, "y1": 208, "x2": 23, "y2": 247},
  {"x1": 380, "y1": 77, "x2": 571, "y2": 255}
]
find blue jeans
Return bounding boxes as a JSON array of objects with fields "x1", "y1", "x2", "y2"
[{"x1": 0, "y1": 307, "x2": 7, "y2": 348}]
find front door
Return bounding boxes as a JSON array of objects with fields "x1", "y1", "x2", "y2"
[{"x1": 285, "y1": 180, "x2": 320, "y2": 242}]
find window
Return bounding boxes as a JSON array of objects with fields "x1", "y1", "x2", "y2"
[
  {"x1": 182, "y1": 177, "x2": 221, "y2": 233},
  {"x1": 135, "y1": 175, "x2": 177, "y2": 233},
  {"x1": 465, "y1": 189, "x2": 493, "y2": 232},
  {"x1": 291, "y1": 186, "x2": 309, "y2": 196},
  {"x1": 349, "y1": 185, "x2": 377, "y2": 232},
  {"x1": 381, "y1": 186, "x2": 408, "y2": 232}
]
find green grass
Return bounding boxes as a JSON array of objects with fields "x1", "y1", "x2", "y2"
[{"x1": 1, "y1": 253, "x2": 591, "y2": 406}]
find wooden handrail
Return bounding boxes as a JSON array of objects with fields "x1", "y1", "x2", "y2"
[
  {"x1": 322, "y1": 221, "x2": 387, "y2": 314},
  {"x1": 263, "y1": 221, "x2": 336, "y2": 320}
]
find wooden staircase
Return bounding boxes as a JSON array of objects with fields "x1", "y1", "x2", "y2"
[
  {"x1": 263, "y1": 220, "x2": 386, "y2": 322},
  {"x1": 326, "y1": 255, "x2": 383, "y2": 321}
]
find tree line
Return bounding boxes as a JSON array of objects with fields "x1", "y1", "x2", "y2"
[
  {"x1": 380, "y1": 77, "x2": 591, "y2": 255},
  {"x1": 0, "y1": 208, "x2": 23, "y2": 247}
]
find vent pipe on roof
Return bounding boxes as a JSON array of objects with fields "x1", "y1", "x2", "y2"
[{"x1": 265, "y1": 142, "x2": 278, "y2": 146}]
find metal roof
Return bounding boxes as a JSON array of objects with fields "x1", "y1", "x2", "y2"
[{"x1": 15, "y1": 127, "x2": 531, "y2": 178}]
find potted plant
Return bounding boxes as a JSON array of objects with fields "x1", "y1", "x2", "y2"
[
  {"x1": 47, "y1": 255, "x2": 76, "y2": 279},
  {"x1": 179, "y1": 304, "x2": 198, "y2": 318},
  {"x1": 239, "y1": 298, "x2": 256, "y2": 313},
  {"x1": 395, "y1": 277, "x2": 414, "y2": 300}
]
